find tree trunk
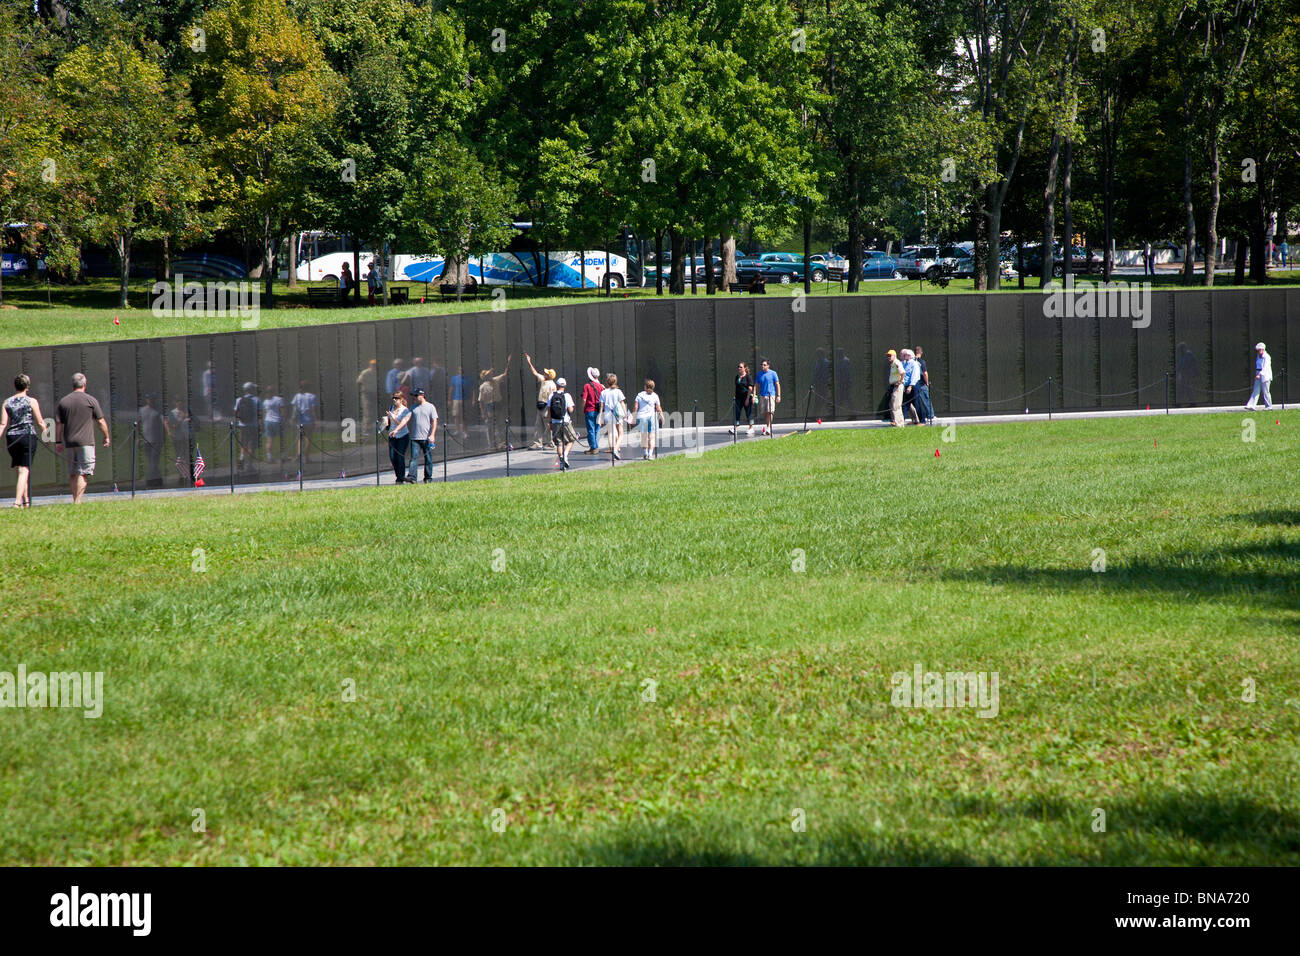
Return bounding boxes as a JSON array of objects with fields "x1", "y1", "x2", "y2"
[
  {"x1": 1041, "y1": 130, "x2": 1061, "y2": 287},
  {"x1": 704, "y1": 234, "x2": 715, "y2": 295},
  {"x1": 973, "y1": 197, "x2": 989, "y2": 292},
  {"x1": 1182, "y1": 143, "x2": 1197, "y2": 285},
  {"x1": 1062, "y1": 136, "x2": 1073, "y2": 279},
  {"x1": 655, "y1": 229, "x2": 664, "y2": 295},
  {"x1": 352, "y1": 242, "x2": 361, "y2": 301},
  {"x1": 668, "y1": 229, "x2": 685, "y2": 295},
  {"x1": 720, "y1": 233, "x2": 737, "y2": 288},
  {"x1": 1204, "y1": 134, "x2": 1220, "y2": 287},
  {"x1": 604, "y1": 239, "x2": 612, "y2": 296},
  {"x1": 690, "y1": 237, "x2": 697, "y2": 295},
  {"x1": 985, "y1": 182, "x2": 1003, "y2": 291},
  {"x1": 802, "y1": 218, "x2": 811, "y2": 294},
  {"x1": 162, "y1": 235, "x2": 171, "y2": 281},
  {"x1": 117, "y1": 231, "x2": 132, "y2": 309},
  {"x1": 580, "y1": 248, "x2": 586, "y2": 290},
  {"x1": 1102, "y1": 92, "x2": 1116, "y2": 280},
  {"x1": 1016, "y1": 231, "x2": 1025, "y2": 288},
  {"x1": 1234, "y1": 236, "x2": 1248, "y2": 284},
  {"x1": 287, "y1": 231, "x2": 299, "y2": 289},
  {"x1": 847, "y1": 161, "x2": 861, "y2": 293},
  {"x1": 262, "y1": 235, "x2": 274, "y2": 308}
]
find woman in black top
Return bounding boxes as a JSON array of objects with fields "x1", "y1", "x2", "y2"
[
  {"x1": 731, "y1": 362, "x2": 755, "y2": 436},
  {"x1": 0, "y1": 374, "x2": 47, "y2": 508}
]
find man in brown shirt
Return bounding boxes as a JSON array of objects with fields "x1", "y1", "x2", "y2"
[{"x1": 56, "y1": 372, "x2": 110, "y2": 503}]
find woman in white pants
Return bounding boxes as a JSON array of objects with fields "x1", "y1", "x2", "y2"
[{"x1": 1245, "y1": 342, "x2": 1274, "y2": 410}]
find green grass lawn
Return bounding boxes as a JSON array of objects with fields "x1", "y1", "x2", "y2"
[
  {"x1": 2, "y1": 413, "x2": 1298, "y2": 865},
  {"x1": 4, "y1": 272, "x2": 1299, "y2": 351}
]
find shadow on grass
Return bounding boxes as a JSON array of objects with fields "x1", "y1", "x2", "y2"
[
  {"x1": 939, "y1": 540, "x2": 1300, "y2": 631},
  {"x1": 569, "y1": 793, "x2": 1300, "y2": 865},
  {"x1": 1232, "y1": 509, "x2": 1300, "y2": 527}
]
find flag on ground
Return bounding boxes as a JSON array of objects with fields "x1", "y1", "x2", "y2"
[{"x1": 194, "y1": 447, "x2": 206, "y2": 483}]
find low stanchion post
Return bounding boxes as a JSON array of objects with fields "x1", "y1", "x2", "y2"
[
  {"x1": 505, "y1": 417, "x2": 510, "y2": 477},
  {"x1": 802, "y1": 385, "x2": 813, "y2": 434},
  {"x1": 229, "y1": 422, "x2": 235, "y2": 494},
  {"x1": 442, "y1": 425, "x2": 448, "y2": 482},
  {"x1": 1047, "y1": 377, "x2": 1053, "y2": 420},
  {"x1": 1281, "y1": 368, "x2": 1286, "y2": 410},
  {"x1": 298, "y1": 424, "x2": 304, "y2": 492},
  {"x1": 1165, "y1": 371, "x2": 1170, "y2": 415},
  {"x1": 130, "y1": 421, "x2": 137, "y2": 499},
  {"x1": 375, "y1": 422, "x2": 380, "y2": 486},
  {"x1": 692, "y1": 399, "x2": 698, "y2": 452}
]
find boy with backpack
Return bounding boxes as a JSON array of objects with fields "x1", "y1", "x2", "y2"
[{"x1": 549, "y1": 378, "x2": 577, "y2": 470}]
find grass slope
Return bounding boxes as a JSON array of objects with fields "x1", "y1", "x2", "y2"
[{"x1": 2, "y1": 413, "x2": 1298, "y2": 865}]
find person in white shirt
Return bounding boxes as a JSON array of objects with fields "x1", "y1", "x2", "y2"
[
  {"x1": 634, "y1": 379, "x2": 664, "y2": 459},
  {"x1": 900, "y1": 349, "x2": 921, "y2": 425},
  {"x1": 599, "y1": 373, "x2": 627, "y2": 459},
  {"x1": 548, "y1": 377, "x2": 577, "y2": 470},
  {"x1": 1245, "y1": 342, "x2": 1274, "y2": 410}
]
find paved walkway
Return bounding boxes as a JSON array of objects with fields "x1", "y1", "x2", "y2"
[{"x1": 20, "y1": 403, "x2": 1283, "y2": 507}]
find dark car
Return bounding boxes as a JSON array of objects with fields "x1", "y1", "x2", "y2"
[
  {"x1": 735, "y1": 252, "x2": 831, "y2": 284},
  {"x1": 1016, "y1": 244, "x2": 1103, "y2": 278}
]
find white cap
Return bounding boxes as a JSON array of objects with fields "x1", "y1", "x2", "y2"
[
  {"x1": 1255, "y1": 342, "x2": 1266, "y2": 350},
  {"x1": 556, "y1": 377, "x2": 567, "y2": 388}
]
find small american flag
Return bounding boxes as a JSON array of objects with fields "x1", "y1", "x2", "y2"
[{"x1": 193, "y1": 447, "x2": 206, "y2": 481}]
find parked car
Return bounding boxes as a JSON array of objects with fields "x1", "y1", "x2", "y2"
[
  {"x1": 810, "y1": 253, "x2": 848, "y2": 279},
  {"x1": 735, "y1": 252, "x2": 831, "y2": 283},
  {"x1": 1015, "y1": 243, "x2": 1102, "y2": 278},
  {"x1": 938, "y1": 246, "x2": 975, "y2": 277},
  {"x1": 899, "y1": 246, "x2": 944, "y2": 280},
  {"x1": 861, "y1": 251, "x2": 903, "y2": 279}
]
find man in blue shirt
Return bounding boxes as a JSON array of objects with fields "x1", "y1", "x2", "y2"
[
  {"x1": 756, "y1": 358, "x2": 780, "y2": 436},
  {"x1": 900, "y1": 349, "x2": 921, "y2": 424},
  {"x1": 385, "y1": 359, "x2": 405, "y2": 396}
]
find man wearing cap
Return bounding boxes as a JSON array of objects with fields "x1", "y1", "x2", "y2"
[
  {"x1": 549, "y1": 377, "x2": 577, "y2": 470},
  {"x1": 581, "y1": 367, "x2": 604, "y2": 453},
  {"x1": 886, "y1": 349, "x2": 905, "y2": 427},
  {"x1": 524, "y1": 353, "x2": 557, "y2": 449},
  {"x1": 406, "y1": 388, "x2": 439, "y2": 483},
  {"x1": 1245, "y1": 342, "x2": 1274, "y2": 410}
]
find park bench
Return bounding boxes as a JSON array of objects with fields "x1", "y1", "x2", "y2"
[
  {"x1": 387, "y1": 286, "x2": 409, "y2": 305},
  {"x1": 307, "y1": 286, "x2": 348, "y2": 308},
  {"x1": 439, "y1": 279, "x2": 479, "y2": 299}
]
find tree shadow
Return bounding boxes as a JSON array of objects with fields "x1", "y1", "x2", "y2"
[
  {"x1": 567, "y1": 793, "x2": 1300, "y2": 865},
  {"x1": 939, "y1": 540, "x2": 1300, "y2": 631},
  {"x1": 1232, "y1": 509, "x2": 1300, "y2": 527}
]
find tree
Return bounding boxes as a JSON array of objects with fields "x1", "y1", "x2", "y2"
[
  {"x1": 191, "y1": 0, "x2": 340, "y2": 304},
  {"x1": 400, "y1": 135, "x2": 517, "y2": 300},
  {"x1": 51, "y1": 38, "x2": 210, "y2": 307}
]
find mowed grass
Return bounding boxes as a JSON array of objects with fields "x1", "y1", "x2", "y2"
[{"x1": 2, "y1": 413, "x2": 1299, "y2": 865}]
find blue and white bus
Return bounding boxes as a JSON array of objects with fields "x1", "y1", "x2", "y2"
[{"x1": 290, "y1": 228, "x2": 646, "y2": 289}]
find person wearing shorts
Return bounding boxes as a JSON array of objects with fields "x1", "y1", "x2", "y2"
[
  {"x1": 599, "y1": 373, "x2": 627, "y2": 459},
  {"x1": 1, "y1": 373, "x2": 47, "y2": 508},
  {"x1": 262, "y1": 386, "x2": 284, "y2": 461},
  {"x1": 755, "y1": 359, "x2": 780, "y2": 436},
  {"x1": 56, "y1": 372, "x2": 110, "y2": 504},
  {"x1": 549, "y1": 377, "x2": 577, "y2": 470},
  {"x1": 290, "y1": 381, "x2": 318, "y2": 463},
  {"x1": 634, "y1": 379, "x2": 664, "y2": 459}
]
